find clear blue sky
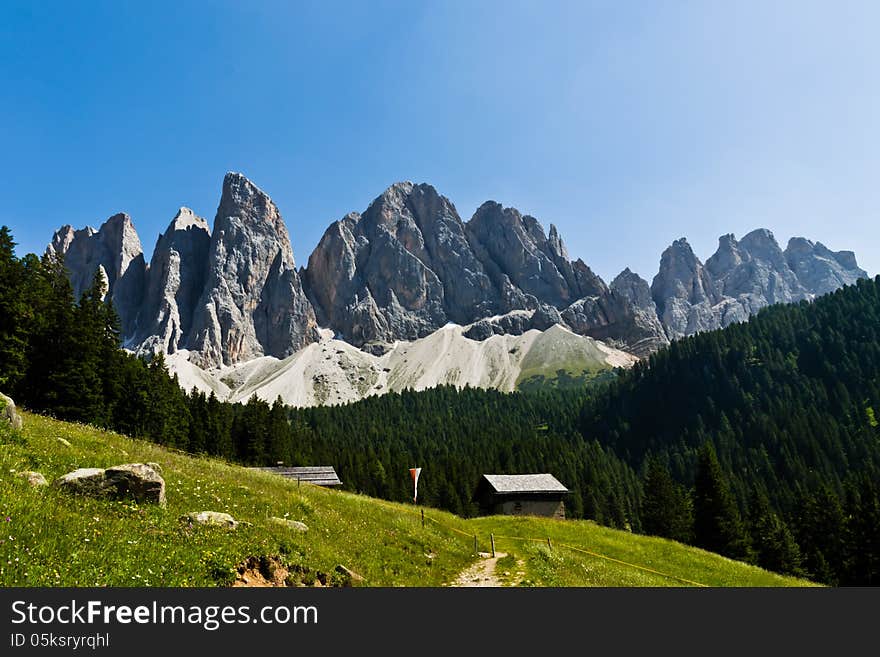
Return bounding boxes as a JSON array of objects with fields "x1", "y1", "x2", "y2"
[{"x1": 1, "y1": 1, "x2": 878, "y2": 282}]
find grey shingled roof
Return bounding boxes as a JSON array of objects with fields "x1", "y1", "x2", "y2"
[
  {"x1": 251, "y1": 466, "x2": 342, "y2": 487},
  {"x1": 482, "y1": 473, "x2": 568, "y2": 494}
]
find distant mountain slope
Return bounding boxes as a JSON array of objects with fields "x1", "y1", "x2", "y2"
[
  {"x1": 167, "y1": 323, "x2": 637, "y2": 407},
  {"x1": 47, "y1": 172, "x2": 867, "y2": 372}
]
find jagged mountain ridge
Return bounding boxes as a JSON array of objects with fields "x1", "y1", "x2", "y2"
[{"x1": 48, "y1": 172, "x2": 868, "y2": 373}]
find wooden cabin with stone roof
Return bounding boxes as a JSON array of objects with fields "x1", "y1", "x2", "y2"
[{"x1": 474, "y1": 473, "x2": 569, "y2": 519}]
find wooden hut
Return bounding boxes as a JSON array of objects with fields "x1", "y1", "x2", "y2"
[
  {"x1": 474, "y1": 473, "x2": 569, "y2": 519},
  {"x1": 251, "y1": 466, "x2": 342, "y2": 487}
]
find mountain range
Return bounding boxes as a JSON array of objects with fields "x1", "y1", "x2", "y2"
[{"x1": 48, "y1": 172, "x2": 867, "y2": 402}]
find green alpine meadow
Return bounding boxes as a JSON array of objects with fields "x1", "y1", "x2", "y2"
[{"x1": 0, "y1": 412, "x2": 810, "y2": 587}]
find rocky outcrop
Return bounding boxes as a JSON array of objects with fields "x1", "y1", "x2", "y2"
[
  {"x1": 652, "y1": 230, "x2": 868, "y2": 340},
  {"x1": 1, "y1": 392, "x2": 22, "y2": 431},
  {"x1": 103, "y1": 463, "x2": 166, "y2": 506},
  {"x1": 305, "y1": 183, "x2": 500, "y2": 344},
  {"x1": 785, "y1": 237, "x2": 867, "y2": 296},
  {"x1": 561, "y1": 269, "x2": 670, "y2": 357},
  {"x1": 304, "y1": 186, "x2": 637, "y2": 349},
  {"x1": 463, "y1": 309, "x2": 553, "y2": 340},
  {"x1": 651, "y1": 238, "x2": 723, "y2": 339},
  {"x1": 136, "y1": 208, "x2": 211, "y2": 355},
  {"x1": 53, "y1": 463, "x2": 166, "y2": 505},
  {"x1": 49, "y1": 213, "x2": 146, "y2": 337},
  {"x1": 53, "y1": 468, "x2": 107, "y2": 496},
  {"x1": 188, "y1": 173, "x2": 318, "y2": 367},
  {"x1": 467, "y1": 202, "x2": 602, "y2": 309}
]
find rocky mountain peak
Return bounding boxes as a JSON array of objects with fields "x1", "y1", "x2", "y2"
[
  {"x1": 135, "y1": 209, "x2": 212, "y2": 355},
  {"x1": 48, "y1": 212, "x2": 147, "y2": 337},
  {"x1": 706, "y1": 233, "x2": 743, "y2": 277},
  {"x1": 187, "y1": 173, "x2": 317, "y2": 367},
  {"x1": 49, "y1": 225, "x2": 78, "y2": 255},
  {"x1": 784, "y1": 236, "x2": 867, "y2": 296},
  {"x1": 611, "y1": 268, "x2": 654, "y2": 309},
  {"x1": 170, "y1": 206, "x2": 209, "y2": 232},
  {"x1": 548, "y1": 223, "x2": 570, "y2": 261},
  {"x1": 738, "y1": 228, "x2": 788, "y2": 268}
]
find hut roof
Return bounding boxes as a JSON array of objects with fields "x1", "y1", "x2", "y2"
[
  {"x1": 481, "y1": 473, "x2": 568, "y2": 494},
  {"x1": 251, "y1": 466, "x2": 342, "y2": 487}
]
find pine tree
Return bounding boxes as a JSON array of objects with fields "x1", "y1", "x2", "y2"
[
  {"x1": 693, "y1": 443, "x2": 750, "y2": 560},
  {"x1": 641, "y1": 456, "x2": 693, "y2": 543},
  {"x1": 26, "y1": 252, "x2": 77, "y2": 415},
  {"x1": 748, "y1": 490, "x2": 804, "y2": 577},
  {"x1": 266, "y1": 397, "x2": 290, "y2": 465},
  {"x1": 0, "y1": 227, "x2": 29, "y2": 391}
]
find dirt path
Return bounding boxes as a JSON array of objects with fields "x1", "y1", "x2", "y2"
[{"x1": 450, "y1": 552, "x2": 508, "y2": 587}]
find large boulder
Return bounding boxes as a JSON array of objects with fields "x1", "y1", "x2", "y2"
[
  {"x1": 53, "y1": 463, "x2": 166, "y2": 505},
  {"x1": 104, "y1": 463, "x2": 166, "y2": 506},
  {"x1": 53, "y1": 468, "x2": 107, "y2": 496},
  {"x1": 1, "y1": 392, "x2": 22, "y2": 431}
]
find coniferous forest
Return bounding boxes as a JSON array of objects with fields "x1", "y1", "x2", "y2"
[{"x1": 2, "y1": 224, "x2": 880, "y2": 585}]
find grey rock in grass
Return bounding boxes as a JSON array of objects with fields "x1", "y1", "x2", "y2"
[
  {"x1": 53, "y1": 463, "x2": 166, "y2": 505},
  {"x1": 53, "y1": 468, "x2": 107, "y2": 496},
  {"x1": 184, "y1": 511, "x2": 238, "y2": 528},
  {"x1": 1, "y1": 392, "x2": 22, "y2": 431},
  {"x1": 18, "y1": 471, "x2": 48, "y2": 487},
  {"x1": 334, "y1": 564, "x2": 365, "y2": 585},
  {"x1": 269, "y1": 517, "x2": 308, "y2": 532},
  {"x1": 104, "y1": 463, "x2": 166, "y2": 506}
]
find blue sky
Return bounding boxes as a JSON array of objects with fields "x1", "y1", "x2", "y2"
[{"x1": 1, "y1": 1, "x2": 877, "y2": 282}]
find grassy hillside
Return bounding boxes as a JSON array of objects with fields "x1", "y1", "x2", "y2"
[{"x1": 0, "y1": 412, "x2": 812, "y2": 587}]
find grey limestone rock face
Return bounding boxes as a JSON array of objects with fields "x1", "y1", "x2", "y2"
[
  {"x1": 188, "y1": 173, "x2": 318, "y2": 367},
  {"x1": 305, "y1": 182, "x2": 502, "y2": 345},
  {"x1": 652, "y1": 230, "x2": 868, "y2": 341},
  {"x1": 560, "y1": 269, "x2": 669, "y2": 358},
  {"x1": 304, "y1": 185, "x2": 640, "y2": 350},
  {"x1": 785, "y1": 237, "x2": 867, "y2": 296},
  {"x1": 651, "y1": 238, "x2": 721, "y2": 339},
  {"x1": 466, "y1": 201, "x2": 584, "y2": 309},
  {"x1": 136, "y1": 208, "x2": 211, "y2": 355},
  {"x1": 49, "y1": 213, "x2": 146, "y2": 338},
  {"x1": 706, "y1": 229, "x2": 806, "y2": 306}
]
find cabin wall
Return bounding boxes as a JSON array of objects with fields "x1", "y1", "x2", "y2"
[{"x1": 496, "y1": 498, "x2": 565, "y2": 519}]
